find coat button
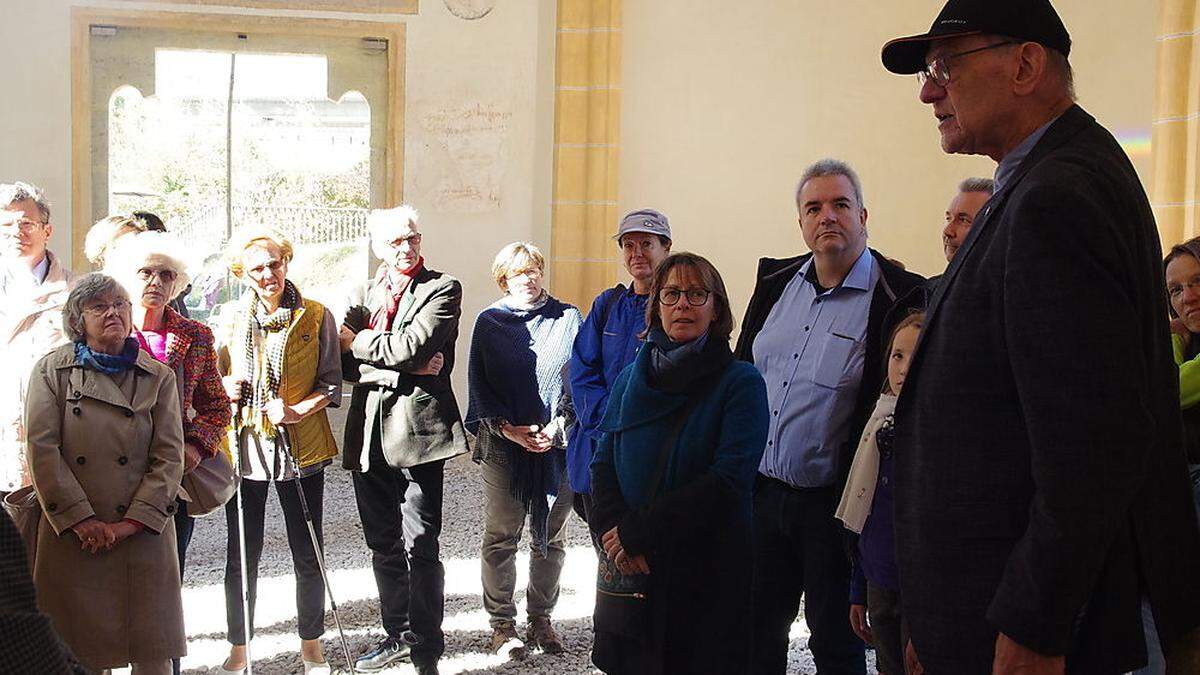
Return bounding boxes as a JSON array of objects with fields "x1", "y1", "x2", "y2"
[
  {"x1": 47, "y1": 503, "x2": 57, "y2": 512},
  {"x1": 124, "y1": 410, "x2": 134, "y2": 418},
  {"x1": 72, "y1": 407, "x2": 81, "y2": 416},
  {"x1": 118, "y1": 456, "x2": 128, "y2": 465},
  {"x1": 116, "y1": 504, "x2": 127, "y2": 514},
  {"x1": 76, "y1": 456, "x2": 86, "y2": 465},
  {"x1": 166, "y1": 504, "x2": 176, "y2": 514}
]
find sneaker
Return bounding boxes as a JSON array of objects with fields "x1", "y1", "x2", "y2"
[
  {"x1": 412, "y1": 656, "x2": 440, "y2": 675},
  {"x1": 355, "y1": 635, "x2": 411, "y2": 672},
  {"x1": 526, "y1": 615, "x2": 566, "y2": 654},
  {"x1": 487, "y1": 623, "x2": 528, "y2": 660}
]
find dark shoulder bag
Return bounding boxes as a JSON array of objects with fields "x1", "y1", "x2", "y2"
[{"x1": 592, "y1": 389, "x2": 704, "y2": 638}]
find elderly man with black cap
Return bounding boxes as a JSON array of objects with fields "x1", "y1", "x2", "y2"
[
  {"x1": 566, "y1": 208, "x2": 672, "y2": 521},
  {"x1": 881, "y1": 1, "x2": 1200, "y2": 673}
]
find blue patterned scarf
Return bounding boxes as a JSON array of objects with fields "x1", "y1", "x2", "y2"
[{"x1": 75, "y1": 337, "x2": 141, "y2": 374}]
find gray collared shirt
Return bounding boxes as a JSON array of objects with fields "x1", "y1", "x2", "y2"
[
  {"x1": 994, "y1": 114, "x2": 1061, "y2": 194},
  {"x1": 753, "y1": 248, "x2": 879, "y2": 488}
]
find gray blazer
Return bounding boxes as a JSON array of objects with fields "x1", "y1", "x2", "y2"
[{"x1": 341, "y1": 265, "x2": 469, "y2": 470}]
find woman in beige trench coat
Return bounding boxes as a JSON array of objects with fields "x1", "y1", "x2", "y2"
[{"x1": 26, "y1": 272, "x2": 185, "y2": 674}]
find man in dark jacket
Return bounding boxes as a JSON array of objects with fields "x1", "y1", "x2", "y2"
[
  {"x1": 735, "y1": 159, "x2": 924, "y2": 674},
  {"x1": 881, "y1": 1, "x2": 1200, "y2": 673},
  {"x1": 340, "y1": 205, "x2": 469, "y2": 675}
]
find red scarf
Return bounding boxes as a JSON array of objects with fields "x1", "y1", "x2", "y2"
[{"x1": 370, "y1": 257, "x2": 425, "y2": 330}]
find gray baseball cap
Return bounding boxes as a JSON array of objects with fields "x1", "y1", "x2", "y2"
[{"x1": 614, "y1": 208, "x2": 672, "y2": 242}]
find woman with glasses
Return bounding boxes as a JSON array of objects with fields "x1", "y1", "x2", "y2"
[
  {"x1": 588, "y1": 252, "x2": 768, "y2": 674},
  {"x1": 104, "y1": 232, "x2": 230, "y2": 589},
  {"x1": 465, "y1": 242, "x2": 581, "y2": 659},
  {"x1": 217, "y1": 226, "x2": 342, "y2": 675},
  {"x1": 25, "y1": 273, "x2": 186, "y2": 674}
]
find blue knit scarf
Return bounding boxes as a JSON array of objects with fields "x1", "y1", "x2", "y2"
[{"x1": 75, "y1": 337, "x2": 141, "y2": 374}]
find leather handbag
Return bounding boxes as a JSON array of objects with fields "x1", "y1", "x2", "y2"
[
  {"x1": 178, "y1": 443, "x2": 238, "y2": 517},
  {"x1": 3, "y1": 485, "x2": 41, "y2": 570}
]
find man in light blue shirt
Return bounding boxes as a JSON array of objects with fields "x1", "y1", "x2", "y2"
[{"x1": 735, "y1": 160, "x2": 924, "y2": 674}]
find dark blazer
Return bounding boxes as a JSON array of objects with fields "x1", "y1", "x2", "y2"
[
  {"x1": 893, "y1": 105, "x2": 1200, "y2": 674},
  {"x1": 734, "y1": 248, "x2": 925, "y2": 487},
  {"x1": 342, "y1": 265, "x2": 469, "y2": 470}
]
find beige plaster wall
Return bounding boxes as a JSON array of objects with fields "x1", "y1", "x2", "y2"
[{"x1": 619, "y1": 0, "x2": 1159, "y2": 328}]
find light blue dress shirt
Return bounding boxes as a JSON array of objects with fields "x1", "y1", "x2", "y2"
[
  {"x1": 994, "y1": 114, "x2": 1060, "y2": 194},
  {"x1": 752, "y1": 248, "x2": 879, "y2": 488}
]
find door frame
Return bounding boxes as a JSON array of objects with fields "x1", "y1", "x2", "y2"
[{"x1": 70, "y1": 6, "x2": 406, "y2": 269}]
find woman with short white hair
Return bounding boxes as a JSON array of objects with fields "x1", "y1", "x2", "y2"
[
  {"x1": 465, "y1": 241, "x2": 581, "y2": 658},
  {"x1": 104, "y1": 231, "x2": 230, "y2": 587}
]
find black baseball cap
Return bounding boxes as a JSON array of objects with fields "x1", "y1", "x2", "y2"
[{"x1": 881, "y1": 0, "x2": 1071, "y2": 75}]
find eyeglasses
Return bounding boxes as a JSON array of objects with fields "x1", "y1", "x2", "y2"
[
  {"x1": 82, "y1": 299, "x2": 132, "y2": 316},
  {"x1": 1, "y1": 218, "x2": 48, "y2": 233},
  {"x1": 136, "y1": 268, "x2": 178, "y2": 283},
  {"x1": 1168, "y1": 275, "x2": 1200, "y2": 300},
  {"x1": 917, "y1": 41, "x2": 1018, "y2": 88},
  {"x1": 385, "y1": 233, "x2": 422, "y2": 249},
  {"x1": 658, "y1": 287, "x2": 711, "y2": 307}
]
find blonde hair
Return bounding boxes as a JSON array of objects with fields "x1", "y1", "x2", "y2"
[
  {"x1": 225, "y1": 225, "x2": 294, "y2": 278},
  {"x1": 84, "y1": 215, "x2": 147, "y2": 265},
  {"x1": 491, "y1": 241, "x2": 545, "y2": 293}
]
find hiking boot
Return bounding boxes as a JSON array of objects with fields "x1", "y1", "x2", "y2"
[
  {"x1": 526, "y1": 615, "x2": 565, "y2": 654},
  {"x1": 487, "y1": 623, "x2": 528, "y2": 660}
]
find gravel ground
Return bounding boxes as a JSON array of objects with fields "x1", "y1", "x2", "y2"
[{"x1": 176, "y1": 397, "x2": 874, "y2": 674}]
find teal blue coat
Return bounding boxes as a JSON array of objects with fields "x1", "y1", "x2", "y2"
[{"x1": 590, "y1": 341, "x2": 768, "y2": 672}]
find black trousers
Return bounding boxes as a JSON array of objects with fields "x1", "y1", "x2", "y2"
[
  {"x1": 224, "y1": 472, "x2": 326, "y2": 644},
  {"x1": 751, "y1": 476, "x2": 865, "y2": 675},
  {"x1": 352, "y1": 445, "x2": 446, "y2": 661}
]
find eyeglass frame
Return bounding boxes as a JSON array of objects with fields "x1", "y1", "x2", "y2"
[
  {"x1": 1, "y1": 217, "x2": 50, "y2": 233},
  {"x1": 384, "y1": 232, "x2": 422, "y2": 249},
  {"x1": 917, "y1": 41, "x2": 1019, "y2": 88},
  {"x1": 82, "y1": 299, "x2": 133, "y2": 316},
  {"x1": 658, "y1": 287, "x2": 712, "y2": 307},
  {"x1": 136, "y1": 267, "x2": 179, "y2": 284}
]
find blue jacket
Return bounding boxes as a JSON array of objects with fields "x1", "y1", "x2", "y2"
[{"x1": 565, "y1": 285, "x2": 648, "y2": 493}]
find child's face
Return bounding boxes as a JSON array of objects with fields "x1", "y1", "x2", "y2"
[{"x1": 888, "y1": 325, "x2": 921, "y2": 395}]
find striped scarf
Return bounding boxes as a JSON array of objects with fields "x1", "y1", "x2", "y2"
[{"x1": 235, "y1": 281, "x2": 299, "y2": 439}]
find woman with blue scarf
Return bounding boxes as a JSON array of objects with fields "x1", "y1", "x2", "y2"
[
  {"x1": 25, "y1": 273, "x2": 186, "y2": 673},
  {"x1": 466, "y1": 242, "x2": 581, "y2": 659},
  {"x1": 589, "y1": 253, "x2": 768, "y2": 674}
]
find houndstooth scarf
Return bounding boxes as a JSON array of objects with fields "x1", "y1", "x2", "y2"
[{"x1": 236, "y1": 280, "x2": 299, "y2": 439}]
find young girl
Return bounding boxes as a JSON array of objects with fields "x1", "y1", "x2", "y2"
[{"x1": 836, "y1": 311, "x2": 923, "y2": 675}]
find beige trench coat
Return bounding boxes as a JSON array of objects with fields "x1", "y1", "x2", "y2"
[
  {"x1": 0, "y1": 251, "x2": 73, "y2": 491},
  {"x1": 26, "y1": 343, "x2": 186, "y2": 669}
]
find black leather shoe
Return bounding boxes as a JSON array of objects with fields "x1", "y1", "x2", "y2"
[{"x1": 355, "y1": 635, "x2": 411, "y2": 672}]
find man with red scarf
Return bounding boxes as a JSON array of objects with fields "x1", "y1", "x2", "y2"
[{"x1": 339, "y1": 205, "x2": 469, "y2": 675}]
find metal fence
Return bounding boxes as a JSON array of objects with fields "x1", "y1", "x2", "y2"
[{"x1": 172, "y1": 203, "x2": 369, "y2": 252}]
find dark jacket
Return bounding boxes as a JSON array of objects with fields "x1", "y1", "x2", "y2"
[
  {"x1": 734, "y1": 248, "x2": 925, "y2": 488},
  {"x1": 341, "y1": 265, "x2": 469, "y2": 470},
  {"x1": 893, "y1": 105, "x2": 1200, "y2": 674},
  {"x1": 590, "y1": 339, "x2": 769, "y2": 674}
]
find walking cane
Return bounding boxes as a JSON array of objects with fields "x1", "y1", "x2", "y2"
[
  {"x1": 277, "y1": 425, "x2": 357, "y2": 675},
  {"x1": 230, "y1": 397, "x2": 255, "y2": 675}
]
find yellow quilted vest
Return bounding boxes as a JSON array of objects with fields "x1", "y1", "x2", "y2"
[{"x1": 278, "y1": 298, "x2": 339, "y2": 467}]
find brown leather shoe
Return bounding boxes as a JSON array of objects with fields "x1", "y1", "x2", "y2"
[
  {"x1": 487, "y1": 623, "x2": 527, "y2": 660},
  {"x1": 526, "y1": 615, "x2": 565, "y2": 654}
]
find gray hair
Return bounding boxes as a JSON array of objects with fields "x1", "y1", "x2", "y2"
[
  {"x1": 0, "y1": 181, "x2": 51, "y2": 223},
  {"x1": 62, "y1": 273, "x2": 130, "y2": 342},
  {"x1": 957, "y1": 177, "x2": 995, "y2": 195},
  {"x1": 1048, "y1": 49, "x2": 1077, "y2": 102},
  {"x1": 795, "y1": 159, "x2": 865, "y2": 210}
]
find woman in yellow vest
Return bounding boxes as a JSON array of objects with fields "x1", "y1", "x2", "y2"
[{"x1": 216, "y1": 226, "x2": 342, "y2": 675}]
